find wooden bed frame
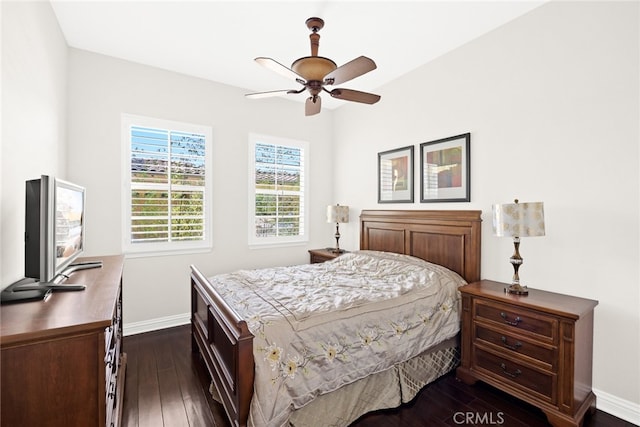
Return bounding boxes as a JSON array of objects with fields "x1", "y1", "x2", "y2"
[{"x1": 191, "y1": 209, "x2": 482, "y2": 427}]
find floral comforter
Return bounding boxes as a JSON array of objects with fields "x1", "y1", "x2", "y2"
[{"x1": 207, "y1": 250, "x2": 466, "y2": 427}]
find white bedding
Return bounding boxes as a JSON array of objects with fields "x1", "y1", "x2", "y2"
[{"x1": 207, "y1": 250, "x2": 466, "y2": 427}]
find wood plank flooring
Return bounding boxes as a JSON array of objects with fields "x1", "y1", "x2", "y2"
[
  {"x1": 122, "y1": 325, "x2": 634, "y2": 427},
  {"x1": 122, "y1": 325, "x2": 228, "y2": 427}
]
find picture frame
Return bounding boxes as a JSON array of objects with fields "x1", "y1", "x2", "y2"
[
  {"x1": 378, "y1": 145, "x2": 414, "y2": 203},
  {"x1": 420, "y1": 133, "x2": 470, "y2": 203}
]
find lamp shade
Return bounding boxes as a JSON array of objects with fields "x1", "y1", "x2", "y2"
[
  {"x1": 493, "y1": 201, "x2": 545, "y2": 237},
  {"x1": 327, "y1": 205, "x2": 349, "y2": 223}
]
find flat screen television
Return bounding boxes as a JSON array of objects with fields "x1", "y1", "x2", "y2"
[
  {"x1": 24, "y1": 175, "x2": 99, "y2": 287},
  {"x1": 0, "y1": 175, "x2": 103, "y2": 303}
]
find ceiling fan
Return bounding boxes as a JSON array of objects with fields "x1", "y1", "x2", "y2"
[{"x1": 246, "y1": 17, "x2": 381, "y2": 116}]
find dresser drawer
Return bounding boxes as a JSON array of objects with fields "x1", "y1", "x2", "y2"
[
  {"x1": 474, "y1": 347, "x2": 556, "y2": 404},
  {"x1": 474, "y1": 299, "x2": 557, "y2": 343},
  {"x1": 475, "y1": 325, "x2": 556, "y2": 370}
]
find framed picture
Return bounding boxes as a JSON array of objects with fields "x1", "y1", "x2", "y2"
[
  {"x1": 378, "y1": 145, "x2": 414, "y2": 203},
  {"x1": 420, "y1": 133, "x2": 470, "y2": 203}
]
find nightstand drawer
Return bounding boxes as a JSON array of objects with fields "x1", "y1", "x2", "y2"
[
  {"x1": 475, "y1": 347, "x2": 556, "y2": 404},
  {"x1": 310, "y1": 252, "x2": 333, "y2": 263},
  {"x1": 308, "y1": 248, "x2": 347, "y2": 264},
  {"x1": 474, "y1": 299, "x2": 557, "y2": 343},
  {"x1": 475, "y1": 325, "x2": 556, "y2": 370}
]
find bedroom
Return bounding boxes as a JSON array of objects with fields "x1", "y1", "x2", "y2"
[{"x1": 0, "y1": 0, "x2": 638, "y2": 426}]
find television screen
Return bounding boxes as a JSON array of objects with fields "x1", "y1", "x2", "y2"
[{"x1": 54, "y1": 179, "x2": 85, "y2": 274}]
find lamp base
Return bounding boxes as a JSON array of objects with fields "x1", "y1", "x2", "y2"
[
  {"x1": 505, "y1": 283, "x2": 529, "y2": 296},
  {"x1": 327, "y1": 247, "x2": 346, "y2": 254}
]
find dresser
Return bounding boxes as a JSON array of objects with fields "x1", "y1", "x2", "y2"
[
  {"x1": 456, "y1": 280, "x2": 598, "y2": 427},
  {"x1": 0, "y1": 255, "x2": 125, "y2": 427},
  {"x1": 308, "y1": 248, "x2": 348, "y2": 263}
]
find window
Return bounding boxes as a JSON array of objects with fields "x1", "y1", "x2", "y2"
[
  {"x1": 248, "y1": 134, "x2": 308, "y2": 247},
  {"x1": 122, "y1": 114, "x2": 212, "y2": 256}
]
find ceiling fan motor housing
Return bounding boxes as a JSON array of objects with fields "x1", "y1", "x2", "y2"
[{"x1": 291, "y1": 56, "x2": 337, "y2": 82}]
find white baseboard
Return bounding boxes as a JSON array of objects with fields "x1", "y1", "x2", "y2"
[
  {"x1": 594, "y1": 387, "x2": 640, "y2": 425},
  {"x1": 123, "y1": 312, "x2": 190, "y2": 336}
]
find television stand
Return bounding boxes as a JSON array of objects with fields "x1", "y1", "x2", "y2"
[
  {"x1": 1, "y1": 285, "x2": 52, "y2": 304},
  {"x1": 69, "y1": 260, "x2": 103, "y2": 268},
  {"x1": 10, "y1": 282, "x2": 86, "y2": 292},
  {"x1": 65, "y1": 260, "x2": 103, "y2": 274},
  {"x1": 44, "y1": 260, "x2": 103, "y2": 289},
  {"x1": 1, "y1": 260, "x2": 103, "y2": 303},
  {"x1": 1, "y1": 279, "x2": 85, "y2": 304},
  {"x1": 47, "y1": 284, "x2": 86, "y2": 291}
]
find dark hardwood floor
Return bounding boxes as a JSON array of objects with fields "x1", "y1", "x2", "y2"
[
  {"x1": 122, "y1": 325, "x2": 228, "y2": 427},
  {"x1": 122, "y1": 325, "x2": 634, "y2": 427}
]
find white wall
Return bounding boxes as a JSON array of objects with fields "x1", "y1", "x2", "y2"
[
  {"x1": 333, "y1": 0, "x2": 639, "y2": 419},
  {"x1": 66, "y1": 49, "x2": 335, "y2": 326},
  {"x1": 1, "y1": 1, "x2": 68, "y2": 285}
]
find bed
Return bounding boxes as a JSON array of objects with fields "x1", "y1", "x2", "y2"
[{"x1": 191, "y1": 209, "x2": 482, "y2": 427}]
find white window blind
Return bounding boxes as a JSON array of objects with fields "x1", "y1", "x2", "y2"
[
  {"x1": 249, "y1": 134, "x2": 308, "y2": 246},
  {"x1": 122, "y1": 114, "x2": 212, "y2": 255}
]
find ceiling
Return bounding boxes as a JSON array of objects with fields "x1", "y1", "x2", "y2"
[{"x1": 50, "y1": 0, "x2": 546, "y2": 110}]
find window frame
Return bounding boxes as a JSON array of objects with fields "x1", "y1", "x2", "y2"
[
  {"x1": 121, "y1": 113, "x2": 213, "y2": 257},
  {"x1": 248, "y1": 133, "x2": 309, "y2": 248}
]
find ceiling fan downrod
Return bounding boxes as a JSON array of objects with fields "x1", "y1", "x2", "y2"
[{"x1": 306, "y1": 17, "x2": 324, "y2": 57}]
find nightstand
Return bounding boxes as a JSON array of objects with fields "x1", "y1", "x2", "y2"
[
  {"x1": 308, "y1": 248, "x2": 348, "y2": 264},
  {"x1": 456, "y1": 280, "x2": 598, "y2": 427}
]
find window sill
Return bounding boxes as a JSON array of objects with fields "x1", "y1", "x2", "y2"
[{"x1": 124, "y1": 246, "x2": 212, "y2": 259}]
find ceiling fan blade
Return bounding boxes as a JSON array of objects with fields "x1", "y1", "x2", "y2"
[
  {"x1": 246, "y1": 89, "x2": 298, "y2": 99},
  {"x1": 323, "y1": 56, "x2": 377, "y2": 86},
  {"x1": 255, "y1": 57, "x2": 305, "y2": 83},
  {"x1": 305, "y1": 96, "x2": 321, "y2": 116},
  {"x1": 329, "y1": 88, "x2": 381, "y2": 104}
]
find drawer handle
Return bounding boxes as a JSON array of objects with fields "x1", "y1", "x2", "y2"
[
  {"x1": 107, "y1": 381, "x2": 116, "y2": 398},
  {"x1": 500, "y1": 363, "x2": 522, "y2": 378},
  {"x1": 105, "y1": 352, "x2": 113, "y2": 367},
  {"x1": 500, "y1": 312, "x2": 522, "y2": 326},
  {"x1": 501, "y1": 336, "x2": 523, "y2": 351}
]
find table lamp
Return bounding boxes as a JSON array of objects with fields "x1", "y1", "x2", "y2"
[
  {"x1": 327, "y1": 204, "x2": 349, "y2": 253},
  {"x1": 493, "y1": 199, "x2": 545, "y2": 295}
]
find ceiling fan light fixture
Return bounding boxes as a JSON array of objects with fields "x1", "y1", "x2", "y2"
[
  {"x1": 291, "y1": 56, "x2": 337, "y2": 82},
  {"x1": 247, "y1": 17, "x2": 380, "y2": 115}
]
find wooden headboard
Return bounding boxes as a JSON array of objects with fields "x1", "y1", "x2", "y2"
[{"x1": 360, "y1": 210, "x2": 482, "y2": 283}]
